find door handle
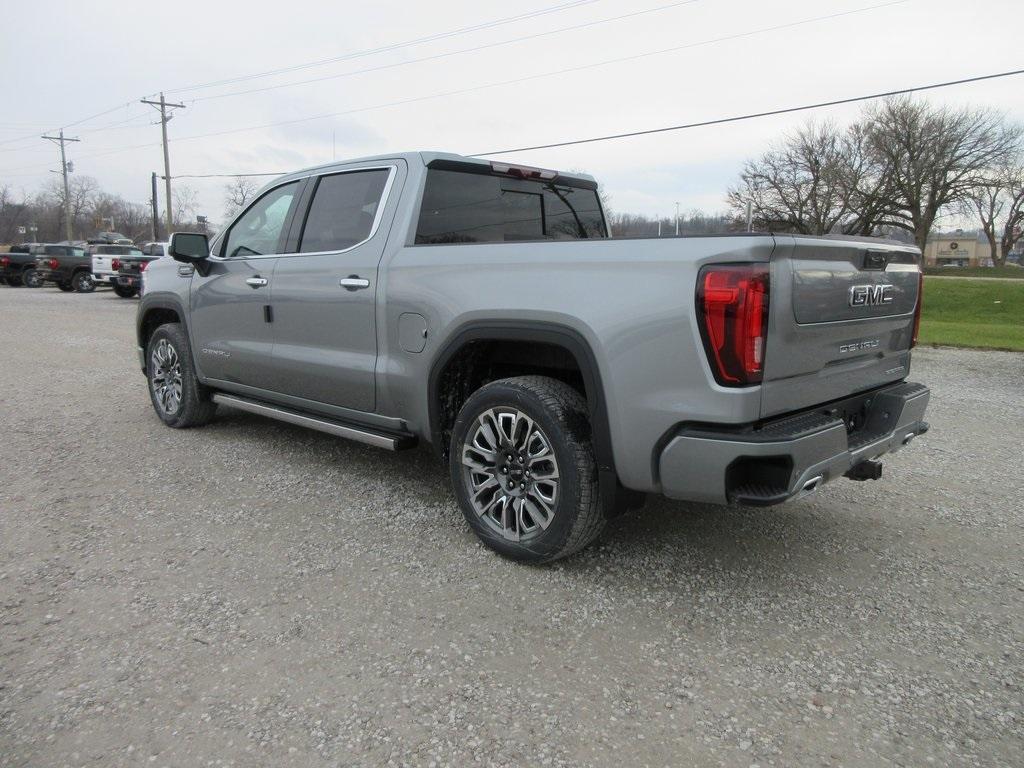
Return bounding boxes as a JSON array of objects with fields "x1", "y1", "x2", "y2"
[
  {"x1": 339, "y1": 276, "x2": 370, "y2": 291},
  {"x1": 246, "y1": 276, "x2": 269, "y2": 288}
]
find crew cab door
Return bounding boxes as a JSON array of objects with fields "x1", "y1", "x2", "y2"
[
  {"x1": 189, "y1": 180, "x2": 302, "y2": 386},
  {"x1": 266, "y1": 164, "x2": 400, "y2": 412}
]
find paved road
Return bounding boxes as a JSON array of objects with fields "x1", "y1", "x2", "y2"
[{"x1": 1, "y1": 287, "x2": 1021, "y2": 767}]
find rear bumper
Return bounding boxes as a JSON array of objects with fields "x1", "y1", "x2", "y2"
[
  {"x1": 658, "y1": 381, "x2": 930, "y2": 505},
  {"x1": 93, "y1": 271, "x2": 118, "y2": 284}
]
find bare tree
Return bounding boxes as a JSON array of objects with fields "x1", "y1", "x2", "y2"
[
  {"x1": 38, "y1": 175, "x2": 99, "y2": 240},
  {"x1": 172, "y1": 184, "x2": 199, "y2": 229},
  {"x1": 223, "y1": 176, "x2": 259, "y2": 220},
  {"x1": 999, "y1": 165, "x2": 1024, "y2": 262},
  {"x1": 728, "y1": 121, "x2": 891, "y2": 235},
  {"x1": 0, "y1": 185, "x2": 30, "y2": 244},
  {"x1": 865, "y1": 97, "x2": 1020, "y2": 251}
]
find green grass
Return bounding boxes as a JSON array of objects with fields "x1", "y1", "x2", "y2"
[
  {"x1": 918, "y1": 276, "x2": 1024, "y2": 351},
  {"x1": 923, "y1": 265, "x2": 1024, "y2": 279}
]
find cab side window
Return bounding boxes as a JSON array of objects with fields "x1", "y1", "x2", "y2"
[
  {"x1": 223, "y1": 181, "x2": 299, "y2": 258},
  {"x1": 298, "y1": 169, "x2": 390, "y2": 253}
]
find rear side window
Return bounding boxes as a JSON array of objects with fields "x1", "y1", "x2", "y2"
[
  {"x1": 415, "y1": 169, "x2": 606, "y2": 244},
  {"x1": 298, "y1": 169, "x2": 390, "y2": 253}
]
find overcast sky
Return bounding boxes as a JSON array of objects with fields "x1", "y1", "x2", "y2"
[{"x1": 1, "y1": 0, "x2": 1022, "y2": 226}]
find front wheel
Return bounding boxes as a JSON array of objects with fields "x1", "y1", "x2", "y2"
[
  {"x1": 450, "y1": 376, "x2": 605, "y2": 563},
  {"x1": 113, "y1": 282, "x2": 138, "y2": 298},
  {"x1": 73, "y1": 271, "x2": 95, "y2": 293},
  {"x1": 146, "y1": 323, "x2": 216, "y2": 428}
]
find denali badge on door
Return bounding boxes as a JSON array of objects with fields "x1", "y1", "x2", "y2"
[{"x1": 848, "y1": 284, "x2": 895, "y2": 307}]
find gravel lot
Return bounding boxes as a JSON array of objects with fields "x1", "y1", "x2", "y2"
[{"x1": 1, "y1": 287, "x2": 1021, "y2": 768}]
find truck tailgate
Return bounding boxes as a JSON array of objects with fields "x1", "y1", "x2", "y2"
[{"x1": 760, "y1": 236, "x2": 921, "y2": 418}]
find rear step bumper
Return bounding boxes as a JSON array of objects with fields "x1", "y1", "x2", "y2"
[{"x1": 658, "y1": 381, "x2": 930, "y2": 506}]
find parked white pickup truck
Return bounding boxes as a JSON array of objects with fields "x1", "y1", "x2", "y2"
[{"x1": 90, "y1": 243, "x2": 144, "y2": 297}]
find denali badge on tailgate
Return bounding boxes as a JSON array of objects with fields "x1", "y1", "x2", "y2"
[{"x1": 848, "y1": 284, "x2": 895, "y2": 308}]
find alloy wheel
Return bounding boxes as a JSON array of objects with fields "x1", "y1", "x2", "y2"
[
  {"x1": 460, "y1": 408, "x2": 560, "y2": 542},
  {"x1": 150, "y1": 338, "x2": 183, "y2": 415}
]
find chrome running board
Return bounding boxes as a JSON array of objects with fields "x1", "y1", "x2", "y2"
[{"x1": 211, "y1": 393, "x2": 415, "y2": 451}]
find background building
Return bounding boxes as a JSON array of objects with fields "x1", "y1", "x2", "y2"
[{"x1": 923, "y1": 233, "x2": 1001, "y2": 267}]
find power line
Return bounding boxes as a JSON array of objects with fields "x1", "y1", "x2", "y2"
[
  {"x1": 166, "y1": 0, "x2": 604, "y2": 96},
  {"x1": 161, "y1": 0, "x2": 907, "y2": 146},
  {"x1": 191, "y1": 0, "x2": 702, "y2": 103},
  {"x1": 0, "y1": 1, "x2": 602, "y2": 151},
  {"x1": 473, "y1": 68, "x2": 1024, "y2": 156},
  {"x1": 0, "y1": 101, "x2": 139, "y2": 147}
]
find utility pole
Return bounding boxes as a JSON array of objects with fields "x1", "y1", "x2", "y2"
[
  {"x1": 745, "y1": 200, "x2": 753, "y2": 233},
  {"x1": 41, "y1": 129, "x2": 80, "y2": 243},
  {"x1": 141, "y1": 93, "x2": 185, "y2": 235},
  {"x1": 674, "y1": 202, "x2": 680, "y2": 236},
  {"x1": 150, "y1": 172, "x2": 160, "y2": 241}
]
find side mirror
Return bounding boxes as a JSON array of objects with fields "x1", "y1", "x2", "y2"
[{"x1": 169, "y1": 232, "x2": 210, "y2": 264}]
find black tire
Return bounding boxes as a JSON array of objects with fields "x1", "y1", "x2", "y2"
[
  {"x1": 146, "y1": 323, "x2": 216, "y2": 428},
  {"x1": 57, "y1": 281, "x2": 75, "y2": 292},
  {"x1": 72, "y1": 271, "x2": 95, "y2": 293},
  {"x1": 113, "y1": 282, "x2": 138, "y2": 298},
  {"x1": 449, "y1": 375, "x2": 604, "y2": 563},
  {"x1": 22, "y1": 268, "x2": 42, "y2": 288},
  {"x1": 6, "y1": 275, "x2": 23, "y2": 287}
]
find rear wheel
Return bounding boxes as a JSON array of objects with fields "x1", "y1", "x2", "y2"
[
  {"x1": 146, "y1": 323, "x2": 216, "y2": 428},
  {"x1": 57, "y1": 281, "x2": 75, "y2": 292},
  {"x1": 113, "y1": 282, "x2": 138, "y2": 298},
  {"x1": 450, "y1": 375, "x2": 605, "y2": 563},
  {"x1": 22, "y1": 268, "x2": 42, "y2": 288},
  {"x1": 73, "y1": 271, "x2": 95, "y2": 293}
]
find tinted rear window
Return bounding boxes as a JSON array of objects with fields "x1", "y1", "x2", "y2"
[
  {"x1": 299, "y1": 169, "x2": 390, "y2": 253},
  {"x1": 415, "y1": 169, "x2": 606, "y2": 245}
]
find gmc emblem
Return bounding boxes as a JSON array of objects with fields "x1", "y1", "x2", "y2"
[{"x1": 849, "y1": 284, "x2": 895, "y2": 308}]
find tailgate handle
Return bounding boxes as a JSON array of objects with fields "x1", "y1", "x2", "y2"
[{"x1": 863, "y1": 250, "x2": 889, "y2": 271}]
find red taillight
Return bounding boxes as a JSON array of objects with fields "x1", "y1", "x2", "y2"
[
  {"x1": 138, "y1": 260, "x2": 148, "y2": 272},
  {"x1": 49, "y1": 258, "x2": 59, "y2": 270},
  {"x1": 696, "y1": 263, "x2": 770, "y2": 387},
  {"x1": 0, "y1": 256, "x2": 9, "y2": 267},
  {"x1": 111, "y1": 258, "x2": 120, "y2": 271},
  {"x1": 911, "y1": 271, "x2": 923, "y2": 348}
]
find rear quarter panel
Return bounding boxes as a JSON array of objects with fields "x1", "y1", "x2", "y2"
[{"x1": 379, "y1": 235, "x2": 776, "y2": 493}]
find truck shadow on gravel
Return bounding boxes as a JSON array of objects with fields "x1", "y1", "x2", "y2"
[{"x1": 208, "y1": 408, "x2": 859, "y2": 580}]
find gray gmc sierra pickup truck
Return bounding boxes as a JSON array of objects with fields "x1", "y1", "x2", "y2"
[{"x1": 136, "y1": 151, "x2": 930, "y2": 562}]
